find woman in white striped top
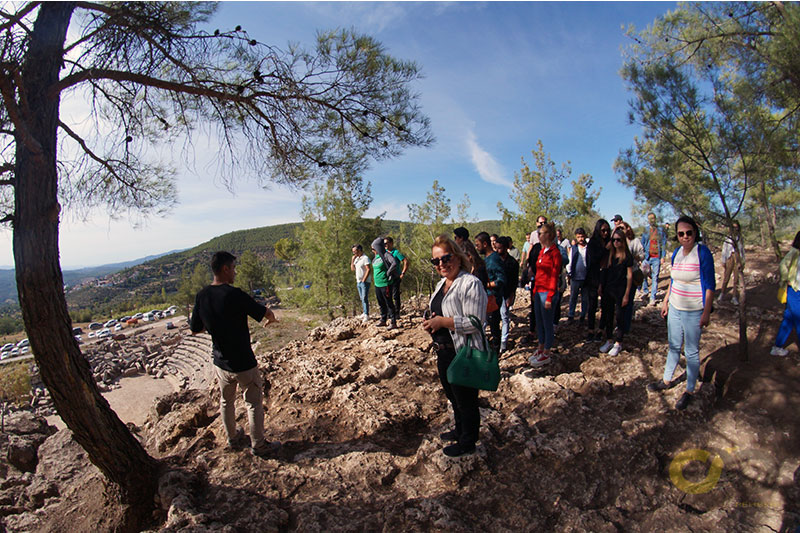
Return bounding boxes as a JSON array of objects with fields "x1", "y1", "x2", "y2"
[{"x1": 647, "y1": 216, "x2": 715, "y2": 411}]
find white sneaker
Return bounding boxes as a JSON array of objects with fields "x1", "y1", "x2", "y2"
[
  {"x1": 608, "y1": 342, "x2": 621, "y2": 356},
  {"x1": 529, "y1": 351, "x2": 551, "y2": 368},
  {"x1": 599, "y1": 340, "x2": 614, "y2": 353},
  {"x1": 770, "y1": 346, "x2": 789, "y2": 357},
  {"x1": 731, "y1": 297, "x2": 739, "y2": 305}
]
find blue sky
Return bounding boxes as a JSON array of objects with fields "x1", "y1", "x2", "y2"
[{"x1": 0, "y1": 1, "x2": 677, "y2": 269}]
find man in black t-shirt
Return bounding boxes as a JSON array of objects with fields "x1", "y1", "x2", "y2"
[{"x1": 190, "y1": 251, "x2": 277, "y2": 456}]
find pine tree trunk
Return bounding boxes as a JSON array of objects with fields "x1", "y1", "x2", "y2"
[
  {"x1": 13, "y1": 2, "x2": 158, "y2": 524},
  {"x1": 735, "y1": 255, "x2": 748, "y2": 361},
  {"x1": 760, "y1": 181, "x2": 782, "y2": 261}
]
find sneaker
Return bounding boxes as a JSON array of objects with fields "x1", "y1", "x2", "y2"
[
  {"x1": 731, "y1": 296, "x2": 739, "y2": 305},
  {"x1": 226, "y1": 428, "x2": 246, "y2": 450},
  {"x1": 529, "y1": 351, "x2": 551, "y2": 368},
  {"x1": 770, "y1": 345, "x2": 789, "y2": 357},
  {"x1": 439, "y1": 429, "x2": 458, "y2": 441},
  {"x1": 647, "y1": 380, "x2": 670, "y2": 392},
  {"x1": 675, "y1": 392, "x2": 693, "y2": 411},
  {"x1": 599, "y1": 340, "x2": 614, "y2": 353},
  {"x1": 377, "y1": 320, "x2": 387, "y2": 327},
  {"x1": 443, "y1": 442, "x2": 476, "y2": 457},
  {"x1": 608, "y1": 342, "x2": 621, "y2": 356},
  {"x1": 387, "y1": 320, "x2": 397, "y2": 330},
  {"x1": 499, "y1": 343, "x2": 507, "y2": 354}
]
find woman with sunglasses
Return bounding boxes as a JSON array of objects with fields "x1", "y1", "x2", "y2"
[
  {"x1": 584, "y1": 219, "x2": 612, "y2": 342},
  {"x1": 528, "y1": 222, "x2": 563, "y2": 368},
  {"x1": 647, "y1": 216, "x2": 715, "y2": 410},
  {"x1": 422, "y1": 235, "x2": 488, "y2": 457},
  {"x1": 598, "y1": 227, "x2": 634, "y2": 356}
]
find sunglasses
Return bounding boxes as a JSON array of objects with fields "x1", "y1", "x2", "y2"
[
  {"x1": 612, "y1": 238, "x2": 624, "y2": 243},
  {"x1": 678, "y1": 230, "x2": 694, "y2": 238},
  {"x1": 430, "y1": 254, "x2": 453, "y2": 266}
]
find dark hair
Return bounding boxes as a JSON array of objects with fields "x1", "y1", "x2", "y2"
[
  {"x1": 675, "y1": 215, "x2": 702, "y2": 242},
  {"x1": 211, "y1": 251, "x2": 236, "y2": 274},
  {"x1": 591, "y1": 219, "x2": 610, "y2": 241},
  {"x1": 384, "y1": 236, "x2": 394, "y2": 245},
  {"x1": 453, "y1": 226, "x2": 469, "y2": 240},
  {"x1": 496, "y1": 236, "x2": 511, "y2": 249},
  {"x1": 575, "y1": 227, "x2": 586, "y2": 236},
  {"x1": 353, "y1": 244, "x2": 363, "y2": 252},
  {"x1": 475, "y1": 231, "x2": 491, "y2": 245},
  {"x1": 792, "y1": 231, "x2": 800, "y2": 251},
  {"x1": 490, "y1": 233, "x2": 499, "y2": 240}
]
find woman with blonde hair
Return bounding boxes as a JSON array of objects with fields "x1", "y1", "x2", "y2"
[{"x1": 422, "y1": 235, "x2": 488, "y2": 457}]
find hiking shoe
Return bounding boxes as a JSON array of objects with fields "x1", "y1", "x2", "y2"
[
  {"x1": 377, "y1": 320, "x2": 387, "y2": 327},
  {"x1": 226, "y1": 428, "x2": 246, "y2": 450},
  {"x1": 251, "y1": 440, "x2": 281, "y2": 457},
  {"x1": 675, "y1": 392, "x2": 693, "y2": 411},
  {"x1": 443, "y1": 442, "x2": 476, "y2": 457},
  {"x1": 439, "y1": 430, "x2": 458, "y2": 442},
  {"x1": 647, "y1": 380, "x2": 670, "y2": 392},
  {"x1": 770, "y1": 345, "x2": 789, "y2": 357},
  {"x1": 528, "y1": 351, "x2": 551, "y2": 368},
  {"x1": 387, "y1": 320, "x2": 397, "y2": 330},
  {"x1": 608, "y1": 342, "x2": 621, "y2": 356},
  {"x1": 599, "y1": 340, "x2": 614, "y2": 353}
]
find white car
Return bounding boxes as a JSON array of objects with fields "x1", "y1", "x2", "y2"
[
  {"x1": 2, "y1": 342, "x2": 15, "y2": 352},
  {"x1": 97, "y1": 328, "x2": 112, "y2": 339},
  {"x1": 88, "y1": 331, "x2": 96, "y2": 339},
  {"x1": 114, "y1": 324, "x2": 123, "y2": 332},
  {"x1": 104, "y1": 319, "x2": 117, "y2": 328},
  {"x1": 133, "y1": 313, "x2": 144, "y2": 320},
  {"x1": 17, "y1": 338, "x2": 30, "y2": 348}
]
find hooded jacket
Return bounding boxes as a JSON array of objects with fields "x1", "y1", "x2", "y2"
[{"x1": 372, "y1": 237, "x2": 400, "y2": 280}]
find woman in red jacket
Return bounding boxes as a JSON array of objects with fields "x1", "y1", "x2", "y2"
[{"x1": 529, "y1": 222, "x2": 563, "y2": 368}]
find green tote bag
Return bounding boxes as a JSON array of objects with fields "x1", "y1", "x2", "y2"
[{"x1": 446, "y1": 315, "x2": 501, "y2": 391}]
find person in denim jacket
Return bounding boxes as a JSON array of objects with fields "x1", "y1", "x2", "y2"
[{"x1": 640, "y1": 212, "x2": 668, "y2": 305}]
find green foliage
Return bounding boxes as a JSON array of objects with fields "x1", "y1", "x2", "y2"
[
  {"x1": 560, "y1": 173, "x2": 602, "y2": 236},
  {"x1": 498, "y1": 140, "x2": 572, "y2": 245},
  {"x1": 235, "y1": 250, "x2": 275, "y2": 297},
  {"x1": 0, "y1": 361, "x2": 31, "y2": 406},
  {"x1": 274, "y1": 238, "x2": 300, "y2": 263},
  {"x1": 297, "y1": 174, "x2": 380, "y2": 318},
  {"x1": 407, "y1": 180, "x2": 452, "y2": 295},
  {"x1": 177, "y1": 263, "x2": 211, "y2": 316}
]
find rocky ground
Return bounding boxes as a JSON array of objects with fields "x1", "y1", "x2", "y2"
[{"x1": 1, "y1": 247, "x2": 799, "y2": 532}]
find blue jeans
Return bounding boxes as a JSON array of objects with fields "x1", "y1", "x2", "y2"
[
  {"x1": 664, "y1": 304, "x2": 702, "y2": 393},
  {"x1": 500, "y1": 297, "x2": 510, "y2": 345},
  {"x1": 641, "y1": 256, "x2": 661, "y2": 300},
  {"x1": 533, "y1": 291, "x2": 555, "y2": 349},
  {"x1": 568, "y1": 278, "x2": 587, "y2": 319},
  {"x1": 776, "y1": 286, "x2": 800, "y2": 347},
  {"x1": 357, "y1": 281, "x2": 370, "y2": 316}
]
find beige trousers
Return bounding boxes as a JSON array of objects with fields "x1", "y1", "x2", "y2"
[{"x1": 213, "y1": 365, "x2": 265, "y2": 447}]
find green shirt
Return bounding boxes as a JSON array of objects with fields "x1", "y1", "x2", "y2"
[{"x1": 372, "y1": 255, "x2": 390, "y2": 287}]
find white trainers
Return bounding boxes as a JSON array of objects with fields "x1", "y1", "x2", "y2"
[
  {"x1": 599, "y1": 340, "x2": 614, "y2": 353},
  {"x1": 608, "y1": 342, "x2": 621, "y2": 356},
  {"x1": 770, "y1": 345, "x2": 789, "y2": 357},
  {"x1": 731, "y1": 296, "x2": 739, "y2": 305},
  {"x1": 529, "y1": 351, "x2": 551, "y2": 368}
]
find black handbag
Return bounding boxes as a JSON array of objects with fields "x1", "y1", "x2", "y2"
[{"x1": 446, "y1": 315, "x2": 500, "y2": 391}]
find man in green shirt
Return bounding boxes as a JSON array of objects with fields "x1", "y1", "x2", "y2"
[
  {"x1": 372, "y1": 237, "x2": 398, "y2": 329},
  {"x1": 384, "y1": 236, "x2": 408, "y2": 316}
]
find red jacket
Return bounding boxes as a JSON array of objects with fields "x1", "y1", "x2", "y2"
[{"x1": 533, "y1": 245, "x2": 562, "y2": 304}]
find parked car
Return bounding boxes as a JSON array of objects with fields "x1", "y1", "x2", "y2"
[
  {"x1": 96, "y1": 328, "x2": 112, "y2": 339},
  {"x1": 1, "y1": 343, "x2": 14, "y2": 352},
  {"x1": 104, "y1": 319, "x2": 118, "y2": 328},
  {"x1": 74, "y1": 335, "x2": 83, "y2": 344},
  {"x1": 19, "y1": 346, "x2": 29, "y2": 355},
  {"x1": 72, "y1": 327, "x2": 83, "y2": 335},
  {"x1": 165, "y1": 321, "x2": 175, "y2": 330},
  {"x1": 119, "y1": 316, "x2": 132, "y2": 323},
  {"x1": 126, "y1": 318, "x2": 138, "y2": 326},
  {"x1": 166, "y1": 305, "x2": 178, "y2": 313},
  {"x1": 132, "y1": 313, "x2": 144, "y2": 320},
  {"x1": 16, "y1": 339, "x2": 29, "y2": 348},
  {"x1": 114, "y1": 324, "x2": 123, "y2": 332},
  {"x1": 9, "y1": 347, "x2": 19, "y2": 356},
  {"x1": 142, "y1": 313, "x2": 154, "y2": 322},
  {"x1": 87, "y1": 331, "x2": 96, "y2": 339},
  {"x1": 89, "y1": 322, "x2": 103, "y2": 330}
]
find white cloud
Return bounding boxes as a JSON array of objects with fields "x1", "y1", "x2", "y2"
[
  {"x1": 465, "y1": 130, "x2": 512, "y2": 187},
  {"x1": 365, "y1": 201, "x2": 408, "y2": 221}
]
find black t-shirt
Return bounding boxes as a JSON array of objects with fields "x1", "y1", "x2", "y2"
[
  {"x1": 190, "y1": 284, "x2": 267, "y2": 372},
  {"x1": 430, "y1": 288, "x2": 452, "y2": 345},
  {"x1": 601, "y1": 253, "x2": 633, "y2": 298}
]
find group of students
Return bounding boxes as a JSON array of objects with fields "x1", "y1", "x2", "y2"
[
  {"x1": 350, "y1": 236, "x2": 408, "y2": 330},
  {"x1": 419, "y1": 214, "x2": 723, "y2": 458}
]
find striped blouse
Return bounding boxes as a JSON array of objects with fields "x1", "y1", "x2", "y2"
[{"x1": 669, "y1": 244, "x2": 703, "y2": 311}]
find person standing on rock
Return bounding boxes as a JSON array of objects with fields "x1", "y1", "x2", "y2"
[
  {"x1": 647, "y1": 216, "x2": 715, "y2": 411},
  {"x1": 422, "y1": 235, "x2": 487, "y2": 458},
  {"x1": 528, "y1": 222, "x2": 562, "y2": 368},
  {"x1": 641, "y1": 213, "x2": 668, "y2": 306},
  {"x1": 371, "y1": 237, "x2": 398, "y2": 329},
  {"x1": 384, "y1": 236, "x2": 409, "y2": 316},
  {"x1": 770, "y1": 230, "x2": 800, "y2": 357},
  {"x1": 475, "y1": 231, "x2": 506, "y2": 350},
  {"x1": 351, "y1": 244, "x2": 371, "y2": 319},
  {"x1": 190, "y1": 251, "x2": 278, "y2": 456}
]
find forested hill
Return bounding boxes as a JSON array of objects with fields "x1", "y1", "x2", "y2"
[{"x1": 61, "y1": 219, "x2": 503, "y2": 316}]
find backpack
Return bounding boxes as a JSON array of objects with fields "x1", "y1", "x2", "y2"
[{"x1": 383, "y1": 250, "x2": 400, "y2": 280}]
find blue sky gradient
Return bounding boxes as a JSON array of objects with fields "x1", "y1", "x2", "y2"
[{"x1": 0, "y1": 2, "x2": 677, "y2": 268}]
